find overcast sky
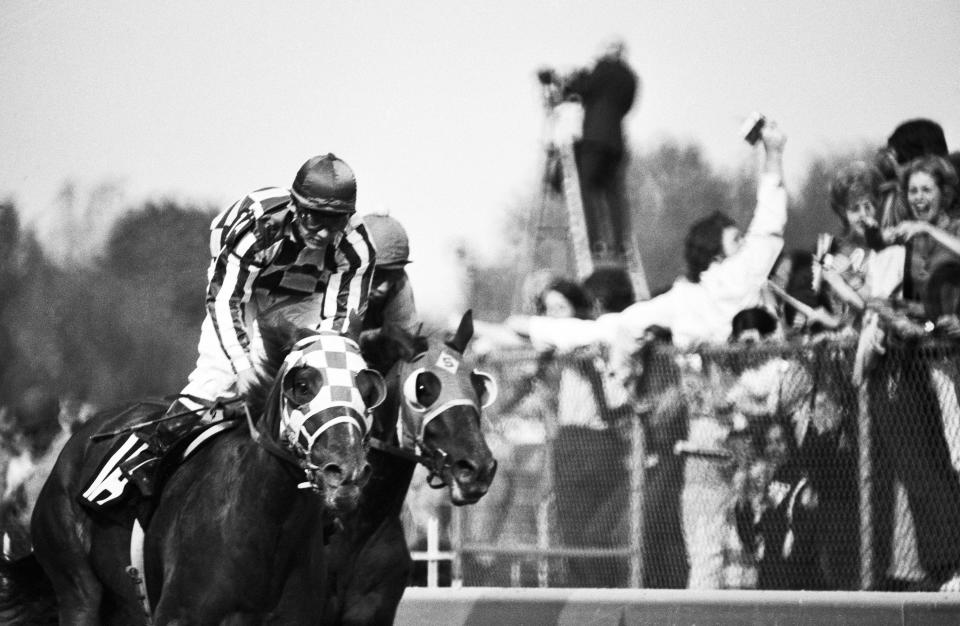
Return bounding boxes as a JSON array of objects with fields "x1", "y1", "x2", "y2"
[{"x1": 2, "y1": 1, "x2": 958, "y2": 319}]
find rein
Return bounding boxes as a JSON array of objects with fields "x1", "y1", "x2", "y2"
[
  {"x1": 367, "y1": 433, "x2": 451, "y2": 490},
  {"x1": 243, "y1": 404, "x2": 307, "y2": 477}
]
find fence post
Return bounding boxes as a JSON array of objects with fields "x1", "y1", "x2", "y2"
[
  {"x1": 629, "y1": 413, "x2": 645, "y2": 588},
  {"x1": 450, "y1": 506, "x2": 463, "y2": 588},
  {"x1": 538, "y1": 422, "x2": 556, "y2": 587},
  {"x1": 857, "y1": 384, "x2": 874, "y2": 590}
]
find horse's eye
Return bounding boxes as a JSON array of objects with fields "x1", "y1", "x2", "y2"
[
  {"x1": 286, "y1": 367, "x2": 322, "y2": 405},
  {"x1": 415, "y1": 372, "x2": 441, "y2": 408}
]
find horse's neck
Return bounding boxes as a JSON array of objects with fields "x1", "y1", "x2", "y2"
[
  {"x1": 371, "y1": 369, "x2": 403, "y2": 447},
  {"x1": 367, "y1": 382, "x2": 417, "y2": 516},
  {"x1": 229, "y1": 435, "x2": 306, "y2": 520}
]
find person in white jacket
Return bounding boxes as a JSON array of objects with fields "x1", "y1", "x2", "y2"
[{"x1": 508, "y1": 120, "x2": 788, "y2": 364}]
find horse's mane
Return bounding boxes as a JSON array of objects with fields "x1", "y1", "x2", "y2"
[{"x1": 360, "y1": 326, "x2": 430, "y2": 376}]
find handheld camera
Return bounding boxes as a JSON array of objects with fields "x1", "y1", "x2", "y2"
[{"x1": 740, "y1": 112, "x2": 766, "y2": 145}]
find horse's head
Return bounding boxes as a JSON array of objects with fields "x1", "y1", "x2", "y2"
[
  {"x1": 258, "y1": 318, "x2": 386, "y2": 514},
  {"x1": 390, "y1": 311, "x2": 498, "y2": 505}
]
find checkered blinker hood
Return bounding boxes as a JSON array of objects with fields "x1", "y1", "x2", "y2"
[
  {"x1": 278, "y1": 332, "x2": 385, "y2": 452},
  {"x1": 398, "y1": 345, "x2": 498, "y2": 448}
]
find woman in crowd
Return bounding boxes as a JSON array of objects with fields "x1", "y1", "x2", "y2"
[
  {"x1": 886, "y1": 155, "x2": 960, "y2": 308},
  {"x1": 820, "y1": 160, "x2": 905, "y2": 320}
]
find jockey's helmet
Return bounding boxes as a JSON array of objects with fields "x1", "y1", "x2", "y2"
[
  {"x1": 291, "y1": 153, "x2": 357, "y2": 214},
  {"x1": 362, "y1": 213, "x2": 411, "y2": 269}
]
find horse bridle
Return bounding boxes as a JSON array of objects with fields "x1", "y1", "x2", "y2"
[
  {"x1": 247, "y1": 333, "x2": 383, "y2": 492},
  {"x1": 369, "y1": 354, "x2": 496, "y2": 489},
  {"x1": 243, "y1": 401, "x2": 375, "y2": 493}
]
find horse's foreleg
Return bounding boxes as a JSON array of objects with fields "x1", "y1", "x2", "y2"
[
  {"x1": 31, "y1": 487, "x2": 104, "y2": 625},
  {"x1": 36, "y1": 551, "x2": 103, "y2": 626}
]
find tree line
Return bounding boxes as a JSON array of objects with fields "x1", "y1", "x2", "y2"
[{"x1": 0, "y1": 199, "x2": 214, "y2": 412}]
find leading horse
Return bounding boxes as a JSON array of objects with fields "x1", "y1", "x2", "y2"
[
  {"x1": 268, "y1": 310, "x2": 499, "y2": 624},
  {"x1": 3, "y1": 320, "x2": 385, "y2": 624}
]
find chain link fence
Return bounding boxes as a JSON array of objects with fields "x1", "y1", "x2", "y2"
[{"x1": 406, "y1": 338, "x2": 960, "y2": 590}]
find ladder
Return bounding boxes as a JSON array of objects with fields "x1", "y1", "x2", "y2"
[{"x1": 530, "y1": 136, "x2": 651, "y2": 302}]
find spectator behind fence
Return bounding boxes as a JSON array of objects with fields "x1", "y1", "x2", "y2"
[
  {"x1": 628, "y1": 327, "x2": 689, "y2": 588},
  {"x1": 735, "y1": 418, "x2": 825, "y2": 590},
  {"x1": 819, "y1": 161, "x2": 906, "y2": 321},
  {"x1": 508, "y1": 119, "x2": 788, "y2": 380},
  {"x1": 536, "y1": 272, "x2": 635, "y2": 587},
  {"x1": 857, "y1": 157, "x2": 960, "y2": 589},
  {"x1": 678, "y1": 307, "x2": 783, "y2": 590},
  {"x1": 877, "y1": 118, "x2": 949, "y2": 227},
  {"x1": 949, "y1": 152, "x2": 960, "y2": 219},
  {"x1": 885, "y1": 155, "x2": 960, "y2": 309},
  {"x1": 869, "y1": 260, "x2": 960, "y2": 590}
]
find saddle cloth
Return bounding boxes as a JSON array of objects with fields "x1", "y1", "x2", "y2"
[{"x1": 78, "y1": 418, "x2": 238, "y2": 512}]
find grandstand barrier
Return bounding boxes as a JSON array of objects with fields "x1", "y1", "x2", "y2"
[{"x1": 395, "y1": 587, "x2": 960, "y2": 625}]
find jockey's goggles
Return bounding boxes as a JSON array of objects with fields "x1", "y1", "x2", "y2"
[{"x1": 295, "y1": 206, "x2": 352, "y2": 231}]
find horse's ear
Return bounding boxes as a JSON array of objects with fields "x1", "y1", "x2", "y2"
[
  {"x1": 471, "y1": 369, "x2": 498, "y2": 409},
  {"x1": 343, "y1": 309, "x2": 363, "y2": 344},
  {"x1": 356, "y1": 369, "x2": 387, "y2": 410},
  {"x1": 445, "y1": 310, "x2": 474, "y2": 354}
]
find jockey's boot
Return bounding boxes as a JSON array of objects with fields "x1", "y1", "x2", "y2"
[{"x1": 119, "y1": 399, "x2": 205, "y2": 497}]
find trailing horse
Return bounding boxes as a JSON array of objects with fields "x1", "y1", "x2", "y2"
[
  {"x1": 268, "y1": 310, "x2": 499, "y2": 625},
  {"x1": 1, "y1": 320, "x2": 386, "y2": 625}
]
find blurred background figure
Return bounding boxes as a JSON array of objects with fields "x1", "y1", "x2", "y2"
[
  {"x1": 359, "y1": 212, "x2": 420, "y2": 375},
  {"x1": 876, "y1": 118, "x2": 949, "y2": 227},
  {"x1": 0, "y1": 386, "x2": 66, "y2": 558},
  {"x1": 888, "y1": 155, "x2": 960, "y2": 309},
  {"x1": 735, "y1": 418, "x2": 824, "y2": 590},
  {"x1": 566, "y1": 39, "x2": 639, "y2": 264}
]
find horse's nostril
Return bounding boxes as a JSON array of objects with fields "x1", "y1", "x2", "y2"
[
  {"x1": 485, "y1": 458, "x2": 498, "y2": 481},
  {"x1": 453, "y1": 460, "x2": 478, "y2": 483},
  {"x1": 358, "y1": 462, "x2": 372, "y2": 484},
  {"x1": 322, "y1": 464, "x2": 344, "y2": 486}
]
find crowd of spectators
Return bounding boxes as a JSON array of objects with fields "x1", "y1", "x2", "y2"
[{"x1": 471, "y1": 116, "x2": 960, "y2": 592}]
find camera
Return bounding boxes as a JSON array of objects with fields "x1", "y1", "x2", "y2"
[
  {"x1": 740, "y1": 112, "x2": 766, "y2": 145},
  {"x1": 536, "y1": 67, "x2": 558, "y2": 86}
]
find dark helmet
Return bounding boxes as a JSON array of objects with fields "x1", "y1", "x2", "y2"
[
  {"x1": 291, "y1": 153, "x2": 357, "y2": 214},
  {"x1": 362, "y1": 213, "x2": 411, "y2": 269}
]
